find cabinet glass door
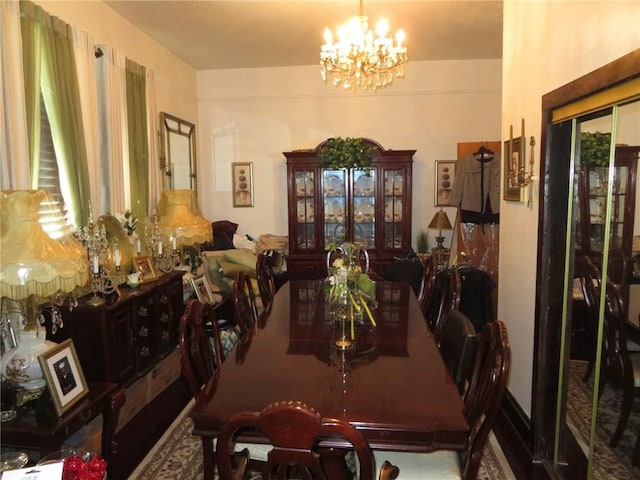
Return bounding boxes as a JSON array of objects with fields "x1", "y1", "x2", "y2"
[
  {"x1": 353, "y1": 170, "x2": 376, "y2": 247},
  {"x1": 295, "y1": 170, "x2": 316, "y2": 249},
  {"x1": 322, "y1": 170, "x2": 347, "y2": 245},
  {"x1": 383, "y1": 169, "x2": 405, "y2": 249}
]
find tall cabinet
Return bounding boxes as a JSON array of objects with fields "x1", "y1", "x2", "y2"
[
  {"x1": 575, "y1": 146, "x2": 638, "y2": 278},
  {"x1": 285, "y1": 139, "x2": 415, "y2": 278}
]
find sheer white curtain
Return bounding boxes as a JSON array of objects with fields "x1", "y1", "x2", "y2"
[
  {"x1": 71, "y1": 28, "x2": 101, "y2": 216},
  {"x1": 0, "y1": 0, "x2": 30, "y2": 190},
  {"x1": 146, "y1": 69, "x2": 161, "y2": 211},
  {"x1": 96, "y1": 44, "x2": 128, "y2": 214}
]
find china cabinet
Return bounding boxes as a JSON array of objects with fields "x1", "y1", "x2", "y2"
[
  {"x1": 575, "y1": 145, "x2": 638, "y2": 283},
  {"x1": 285, "y1": 139, "x2": 415, "y2": 278}
]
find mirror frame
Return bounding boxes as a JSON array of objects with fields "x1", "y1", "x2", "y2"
[
  {"x1": 533, "y1": 49, "x2": 640, "y2": 476},
  {"x1": 160, "y1": 112, "x2": 197, "y2": 196}
]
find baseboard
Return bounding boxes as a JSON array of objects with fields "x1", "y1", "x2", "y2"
[{"x1": 493, "y1": 389, "x2": 552, "y2": 480}]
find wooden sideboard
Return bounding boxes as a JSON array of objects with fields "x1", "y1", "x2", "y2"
[{"x1": 47, "y1": 271, "x2": 189, "y2": 478}]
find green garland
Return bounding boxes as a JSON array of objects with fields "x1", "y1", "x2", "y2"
[{"x1": 317, "y1": 137, "x2": 374, "y2": 171}]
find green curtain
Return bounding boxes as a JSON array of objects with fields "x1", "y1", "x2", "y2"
[
  {"x1": 20, "y1": 1, "x2": 90, "y2": 226},
  {"x1": 126, "y1": 58, "x2": 148, "y2": 221},
  {"x1": 19, "y1": 0, "x2": 43, "y2": 188}
]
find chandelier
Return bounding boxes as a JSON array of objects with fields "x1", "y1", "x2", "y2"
[{"x1": 320, "y1": 0, "x2": 407, "y2": 92}]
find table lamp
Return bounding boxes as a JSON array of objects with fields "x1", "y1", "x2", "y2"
[
  {"x1": 428, "y1": 209, "x2": 453, "y2": 270},
  {"x1": 0, "y1": 190, "x2": 89, "y2": 388},
  {"x1": 156, "y1": 190, "x2": 212, "y2": 272}
]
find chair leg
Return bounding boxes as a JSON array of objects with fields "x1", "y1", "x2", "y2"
[
  {"x1": 202, "y1": 436, "x2": 215, "y2": 480},
  {"x1": 582, "y1": 360, "x2": 594, "y2": 382},
  {"x1": 633, "y1": 429, "x2": 640, "y2": 466},
  {"x1": 609, "y1": 389, "x2": 633, "y2": 448}
]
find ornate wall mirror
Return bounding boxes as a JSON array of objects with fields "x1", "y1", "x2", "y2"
[
  {"x1": 160, "y1": 112, "x2": 197, "y2": 196},
  {"x1": 534, "y1": 50, "x2": 640, "y2": 479}
]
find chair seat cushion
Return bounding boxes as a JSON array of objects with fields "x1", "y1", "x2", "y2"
[
  {"x1": 209, "y1": 325, "x2": 241, "y2": 360},
  {"x1": 373, "y1": 450, "x2": 462, "y2": 480}
]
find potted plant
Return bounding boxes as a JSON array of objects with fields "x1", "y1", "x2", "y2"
[
  {"x1": 416, "y1": 230, "x2": 429, "y2": 254},
  {"x1": 317, "y1": 137, "x2": 374, "y2": 172}
]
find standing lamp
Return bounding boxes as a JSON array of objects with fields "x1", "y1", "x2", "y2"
[
  {"x1": 428, "y1": 209, "x2": 453, "y2": 270},
  {"x1": 156, "y1": 190, "x2": 213, "y2": 272},
  {"x1": 0, "y1": 190, "x2": 88, "y2": 399}
]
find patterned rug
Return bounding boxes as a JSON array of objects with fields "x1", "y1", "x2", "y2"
[
  {"x1": 128, "y1": 399, "x2": 514, "y2": 480},
  {"x1": 566, "y1": 360, "x2": 640, "y2": 479}
]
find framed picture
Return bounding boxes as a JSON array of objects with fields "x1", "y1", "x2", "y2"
[
  {"x1": 191, "y1": 274, "x2": 214, "y2": 304},
  {"x1": 133, "y1": 255, "x2": 157, "y2": 282},
  {"x1": 38, "y1": 339, "x2": 89, "y2": 416},
  {"x1": 434, "y1": 160, "x2": 456, "y2": 206},
  {"x1": 503, "y1": 136, "x2": 524, "y2": 201},
  {"x1": 232, "y1": 162, "x2": 254, "y2": 207}
]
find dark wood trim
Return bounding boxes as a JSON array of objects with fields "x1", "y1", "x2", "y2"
[{"x1": 532, "y1": 48, "x2": 640, "y2": 475}]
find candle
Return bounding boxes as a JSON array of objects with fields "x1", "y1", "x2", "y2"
[
  {"x1": 135, "y1": 238, "x2": 141, "y2": 255},
  {"x1": 93, "y1": 255, "x2": 99, "y2": 274},
  {"x1": 114, "y1": 248, "x2": 121, "y2": 267},
  {"x1": 172, "y1": 236, "x2": 177, "y2": 251},
  {"x1": 158, "y1": 241, "x2": 163, "y2": 256}
]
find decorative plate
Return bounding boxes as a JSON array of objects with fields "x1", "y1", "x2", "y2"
[
  {"x1": 384, "y1": 198, "x2": 403, "y2": 222},
  {"x1": 385, "y1": 172, "x2": 403, "y2": 195},
  {"x1": 354, "y1": 199, "x2": 374, "y2": 223},
  {"x1": 354, "y1": 175, "x2": 374, "y2": 196},
  {"x1": 323, "y1": 174, "x2": 344, "y2": 196}
]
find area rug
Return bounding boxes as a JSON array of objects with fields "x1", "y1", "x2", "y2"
[
  {"x1": 128, "y1": 399, "x2": 514, "y2": 480},
  {"x1": 566, "y1": 360, "x2": 640, "y2": 479}
]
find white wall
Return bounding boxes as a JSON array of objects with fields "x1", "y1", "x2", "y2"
[
  {"x1": 36, "y1": 1, "x2": 198, "y2": 123},
  {"x1": 197, "y1": 59, "x2": 502, "y2": 241},
  {"x1": 500, "y1": 0, "x2": 640, "y2": 417}
]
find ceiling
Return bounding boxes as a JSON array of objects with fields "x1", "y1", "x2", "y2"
[{"x1": 105, "y1": 1, "x2": 503, "y2": 70}]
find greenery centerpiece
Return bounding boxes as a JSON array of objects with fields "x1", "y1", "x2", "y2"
[
  {"x1": 317, "y1": 137, "x2": 374, "y2": 172},
  {"x1": 580, "y1": 131, "x2": 611, "y2": 167},
  {"x1": 325, "y1": 242, "x2": 377, "y2": 341}
]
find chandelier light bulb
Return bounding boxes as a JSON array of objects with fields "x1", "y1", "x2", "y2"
[{"x1": 320, "y1": 1, "x2": 407, "y2": 92}]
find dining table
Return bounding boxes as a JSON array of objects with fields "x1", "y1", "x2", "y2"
[{"x1": 190, "y1": 279, "x2": 469, "y2": 480}]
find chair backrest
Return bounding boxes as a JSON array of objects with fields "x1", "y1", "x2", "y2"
[
  {"x1": 233, "y1": 271, "x2": 259, "y2": 338},
  {"x1": 461, "y1": 320, "x2": 510, "y2": 480},
  {"x1": 427, "y1": 268, "x2": 462, "y2": 343},
  {"x1": 256, "y1": 252, "x2": 276, "y2": 309},
  {"x1": 417, "y1": 255, "x2": 438, "y2": 316},
  {"x1": 216, "y1": 401, "x2": 397, "y2": 480},
  {"x1": 601, "y1": 280, "x2": 632, "y2": 386},
  {"x1": 439, "y1": 310, "x2": 477, "y2": 394},
  {"x1": 178, "y1": 299, "x2": 221, "y2": 406}
]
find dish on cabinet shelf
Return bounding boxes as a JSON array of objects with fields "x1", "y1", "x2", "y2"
[
  {"x1": 297, "y1": 199, "x2": 314, "y2": 222},
  {"x1": 324, "y1": 200, "x2": 345, "y2": 222},
  {"x1": 384, "y1": 199, "x2": 403, "y2": 222},
  {"x1": 323, "y1": 174, "x2": 344, "y2": 196},
  {"x1": 354, "y1": 199, "x2": 375, "y2": 223},
  {"x1": 385, "y1": 172, "x2": 403, "y2": 195},
  {"x1": 354, "y1": 175, "x2": 374, "y2": 196},
  {"x1": 296, "y1": 173, "x2": 314, "y2": 196}
]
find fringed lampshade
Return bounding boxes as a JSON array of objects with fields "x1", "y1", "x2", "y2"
[{"x1": 157, "y1": 189, "x2": 212, "y2": 247}]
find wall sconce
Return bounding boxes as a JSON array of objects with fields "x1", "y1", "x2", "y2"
[{"x1": 506, "y1": 119, "x2": 536, "y2": 207}]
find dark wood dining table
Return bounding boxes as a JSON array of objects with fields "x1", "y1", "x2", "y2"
[{"x1": 190, "y1": 279, "x2": 469, "y2": 480}]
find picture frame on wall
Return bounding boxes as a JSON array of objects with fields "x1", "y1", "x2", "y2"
[
  {"x1": 38, "y1": 339, "x2": 89, "y2": 417},
  {"x1": 434, "y1": 160, "x2": 456, "y2": 206},
  {"x1": 232, "y1": 162, "x2": 254, "y2": 207},
  {"x1": 133, "y1": 255, "x2": 157, "y2": 282},
  {"x1": 191, "y1": 274, "x2": 214, "y2": 304},
  {"x1": 503, "y1": 136, "x2": 524, "y2": 201}
]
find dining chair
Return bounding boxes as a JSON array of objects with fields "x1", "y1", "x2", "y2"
[
  {"x1": 599, "y1": 280, "x2": 640, "y2": 464},
  {"x1": 234, "y1": 271, "x2": 260, "y2": 338},
  {"x1": 256, "y1": 252, "x2": 276, "y2": 310},
  {"x1": 438, "y1": 310, "x2": 477, "y2": 394},
  {"x1": 417, "y1": 255, "x2": 438, "y2": 317},
  {"x1": 178, "y1": 299, "x2": 222, "y2": 407},
  {"x1": 426, "y1": 268, "x2": 462, "y2": 344},
  {"x1": 215, "y1": 400, "x2": 399, "y2": 479},
  {"x1": 373, "y1": 320, "x2": 511, "y2": 480},
  {"x1": 578, "y1": 255, "x2": 640, "y2": 383}
]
